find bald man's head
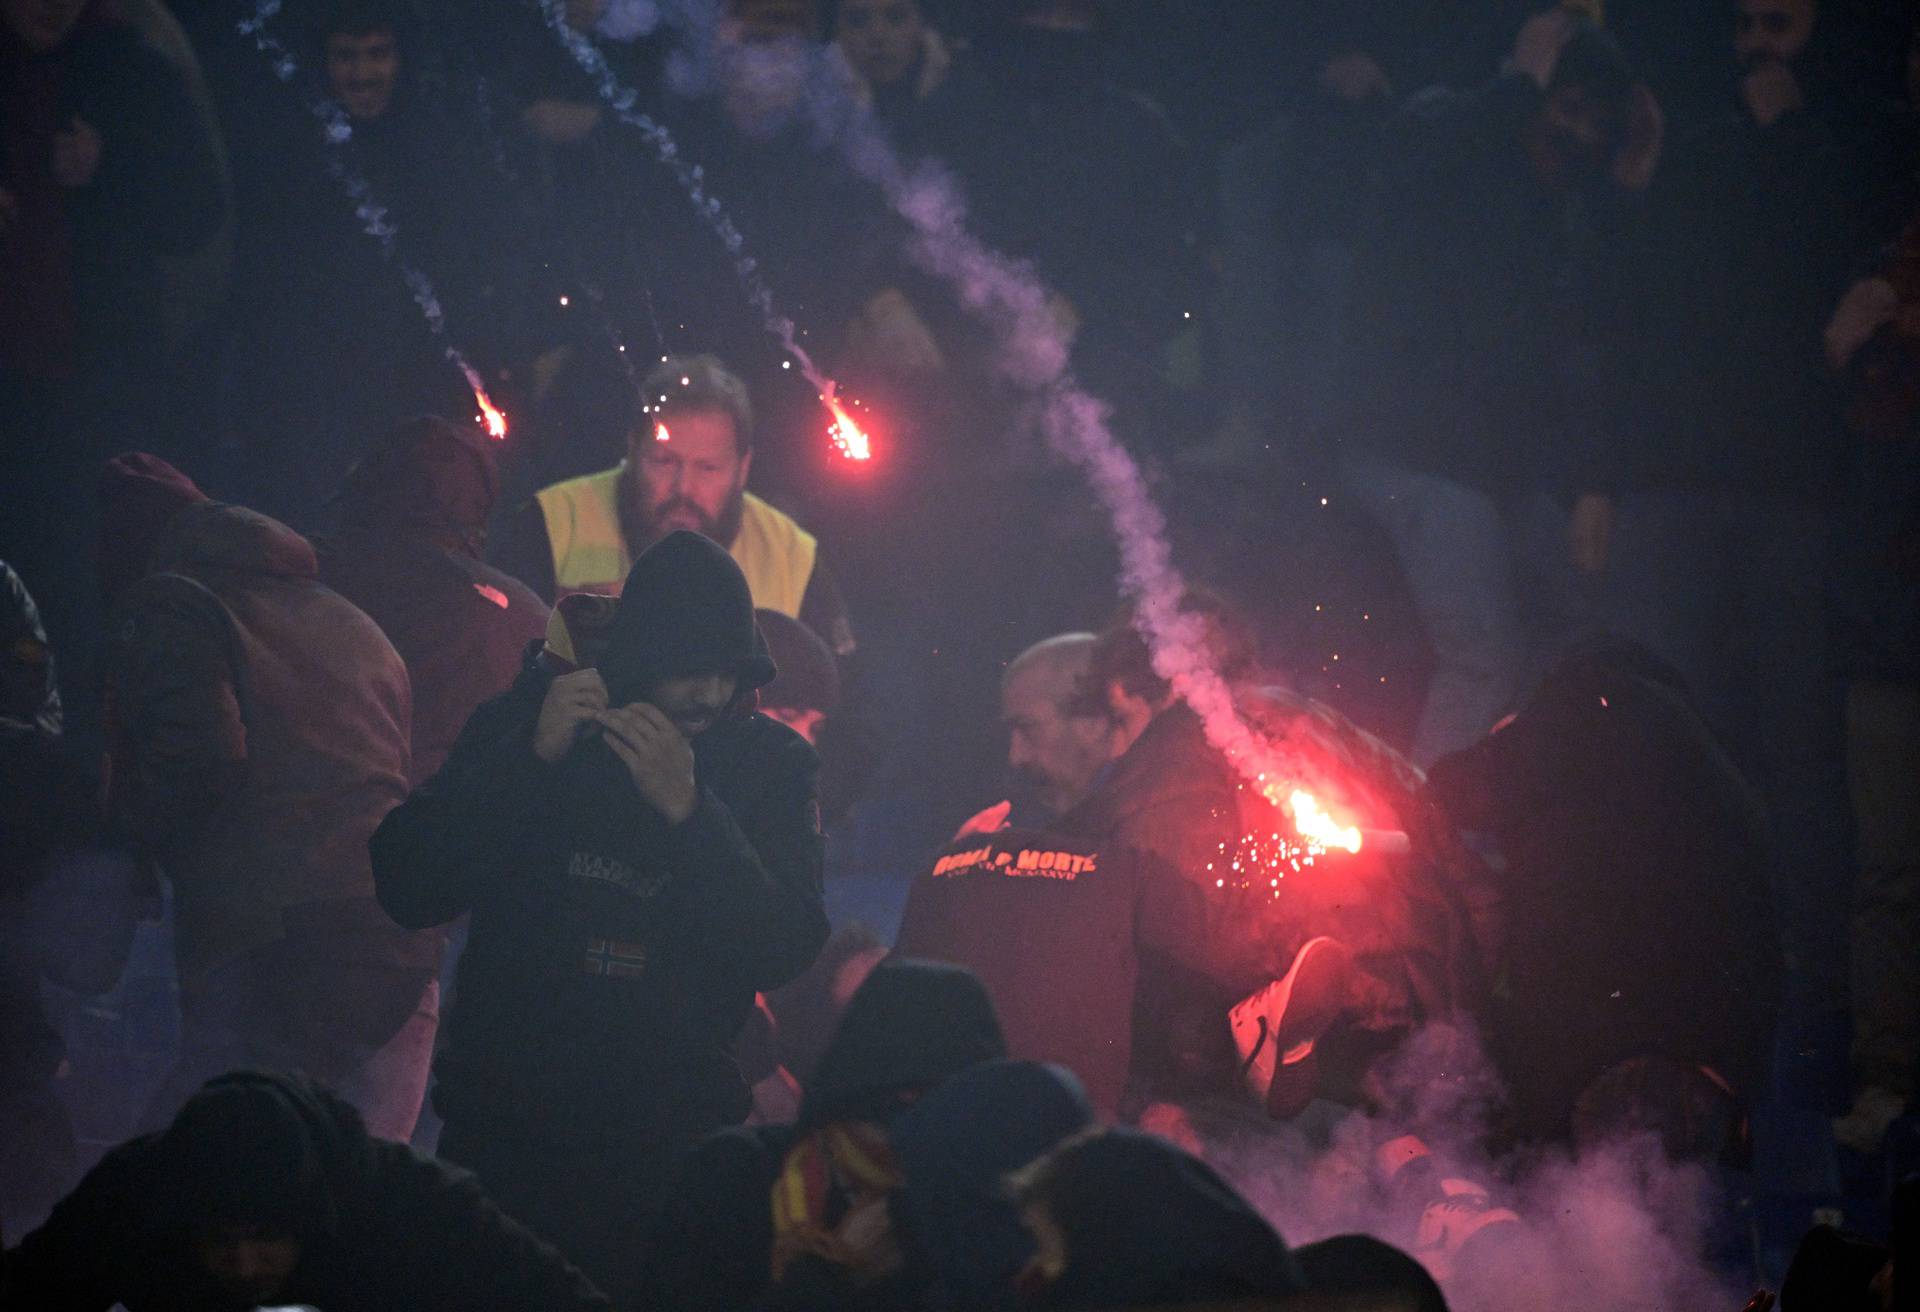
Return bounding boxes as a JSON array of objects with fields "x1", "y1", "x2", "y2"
[{"x1": 1003, "y1": 634, "x2": 1116, "y2": 815}]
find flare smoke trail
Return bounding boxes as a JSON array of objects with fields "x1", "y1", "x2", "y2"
[
  {"x1": 533, "y1": 0, "x2": 842, "y2": 410},
  {"x1": 544, "y1": 17, "x2": 1749, "y2": 1303},
  {"x1": 239, "y1": 0, "x2": 505, "y2": 435},
  {"x1": 542, "y1": 0, "x2": 1321, "y2": 818}
]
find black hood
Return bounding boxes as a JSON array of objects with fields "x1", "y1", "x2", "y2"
[
  {"x1": 157, "y1": 1070, "x2": 375, "y2": 1241},
  {"x1": 799, "y1": 957, "x2": 1007, "y2": 1128},
  {"x1": 1031, "y1": 1128, "x2": 1306, "y2": 1307},
  {"x1": 894, "y1": 1060, "x2": 1094, "y2": 1301},
  {"x1": 599, "y1": 530, "x2": 777, "y2": 704}
]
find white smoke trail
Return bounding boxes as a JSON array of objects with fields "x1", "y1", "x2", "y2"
[
  {"x1": 531, "y1": 0, "x2": 845, "y2": 409},
  {"x1": 238, "y1": 0, "x2": 501, "y2": 429},
  {"x1": 544, "y1": 17, "x2": 1753, "y2": 1303},
  {"x1": 540, "y1": 0, "x2": 1310, "y2": 812}
]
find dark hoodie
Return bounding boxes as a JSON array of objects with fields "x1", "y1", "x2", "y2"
[
  {"x1": 646, "y1": 958, "x2": 1007, "y2": 1311},
  {"x1": 370, "y1": 531, "x2": 826, "y2": 1140},
  {"x1": 1423, "y1": 642, "x2": 1781, "y2": 1144},
  {"x1": 1021, "y1": 1127, "x2": 1307, "y2": 1308},
  {"x1": 102, "y1": 492, "x2": 433, "y2": 996},
  {"x1": 891, "y1": 1060, "x2": 1095, "y2": 1309},
  {"x1": 316, "y1": 416, "x2": 550, "y2": 786},
  {"x1": 1, "y1": 1070, "x2": 608, "y2": 1311}
]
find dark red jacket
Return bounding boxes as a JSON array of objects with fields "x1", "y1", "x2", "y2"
[
  {"x1": 317, "y1": 533, "x2": 548, "y2": 787},
  {"x1": 104, "y1": 502, "x2": 436, "y2": 993}
]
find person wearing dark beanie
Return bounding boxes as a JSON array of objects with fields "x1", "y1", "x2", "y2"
[
  {"x1": 370, "y1": 530, "x2": 830, "y2": 1304},
  {"x1": 3, "y1": 1070, "x2": 611, "y2": 1311}
]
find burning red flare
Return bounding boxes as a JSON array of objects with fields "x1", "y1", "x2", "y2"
[
  {"x1": 473, "y1": 389, "x2": 508, "y2": 440},
  {"x1": 457, "y1": 361, "x2": 508, "y2": 439},
  {"x1": 820, "y1": 382, "x2": 872, "y2": 462},
  {"x1": 1288, "y1": 789, "x2": 1362, "y2": 855}
]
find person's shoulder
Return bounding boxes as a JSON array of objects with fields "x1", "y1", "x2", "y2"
[
  {"x1": 743, "y1": 490, "x2": 821, "y2": 540},
  {"x1": 537, "y1": 464, "x2": 623, "y2": 499},
  {"x1": 110, "y1": 569, "x2": 231, "y2": 637},
  {"x1": 457, "y1": 554, "x2": 550, "y2": 622},
  {"x1": 737, "y1": 710, "x2": 821, "y2": 766}
]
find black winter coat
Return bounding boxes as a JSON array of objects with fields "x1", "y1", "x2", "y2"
[
  {"x1": 1, "y1": 1071, "x2": 607, "y2": 1311},
  {"x1": 371, "y1": 658, "x2": 830, "y2": 1142}
]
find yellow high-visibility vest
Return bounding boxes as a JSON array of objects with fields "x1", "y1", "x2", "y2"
[{"x1": 534, "y1": 464, "x2": 817, "y2": 618}]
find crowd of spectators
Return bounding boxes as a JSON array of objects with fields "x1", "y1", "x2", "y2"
[{"x1": 4, "y1": 0, "x2": 1920, "y2": 1306}]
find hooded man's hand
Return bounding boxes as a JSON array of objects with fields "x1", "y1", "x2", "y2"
[
  {"x1": 597, "y1": 703, "x2": 698, "y2": 824},
  {"x1": 534, "y1": 669, "x2": 610, "y2": 763}
]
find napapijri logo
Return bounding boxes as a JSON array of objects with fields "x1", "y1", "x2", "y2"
[{"x1": 567, "y1": 851, "x2": 668, "y2": 898}]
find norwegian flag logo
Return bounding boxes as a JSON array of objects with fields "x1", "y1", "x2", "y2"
[{"x1": 582, "y1": 938, "x2": 648, "y2": 978}]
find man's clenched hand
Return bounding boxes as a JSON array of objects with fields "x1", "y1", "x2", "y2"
[
  {"x1": 597, "y1": 703, "x2": 698, "y2": 824},
  {"x1": 534, "y1": 669, "x2": 609, "y2": 763}
]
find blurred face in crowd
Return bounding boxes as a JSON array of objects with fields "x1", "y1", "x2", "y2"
[
  {"x1": 191, "y1": 1225, "x2": 302, "y2": 1305},
  {"x1": 1735, "y1": 0, "x2": 1817, "y2": 68},
  {"x1": 643, "y1": 671, "x2": 739, "y2": 738},
  {"x1": 721, "y1": 0, "x2": 817, "y2": 133},
  {"x1": 1003, "y1": 659, "x2": 1114, "y2": 815},
  {"x1": 626, "y1": 408, "x2": 752, "y2": 547},
  {"x1": 2, "y1": 0, "x2": 86, "y2": 51},
  {"x1": 837, "y1": 0, "x2": 926, "y2": 90},
  {"x1": 326, "y1": 28, "x2": 401, "y2": 122},
  {"x1": 1527, "y1": 82, "x2": 1621, "y2": 187}
]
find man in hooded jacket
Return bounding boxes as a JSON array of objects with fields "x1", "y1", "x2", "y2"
[
  {"x1": 370, "y1": 529, "x2": 831, "y2": 1302},
  {"x1": 316, "y1": 414, "x2": 549, "y2": 786},
  {"x1": 96, "y1": 453, "x2": 441, "y2": 1143},
  {"x1": 1, "y1": 1069, "x2": 608, "y2": 1310}
]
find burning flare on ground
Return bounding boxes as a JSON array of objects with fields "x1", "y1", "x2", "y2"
[
  {"x1": 458, "y1": 361, "x2": 508, "y2": 439},
  {"x1": 820, "y1": 382, "x2": 873, "y2": 462}
]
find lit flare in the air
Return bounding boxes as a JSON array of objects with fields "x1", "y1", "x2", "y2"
[
  {"x1": 458, "y1": 361, "x2": 508, "y2": 439},
  {"x1": 820, "y1": 383, "x2": 873, "y2": 462}
]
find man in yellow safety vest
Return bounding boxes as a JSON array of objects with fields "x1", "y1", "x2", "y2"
[{"x1": 494, "y1": 353, "x2": 854, "y2": 659}]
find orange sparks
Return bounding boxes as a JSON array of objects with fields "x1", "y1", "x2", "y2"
[{"x1": 820, "y1": 383, "x2": 873, "y2": 462}]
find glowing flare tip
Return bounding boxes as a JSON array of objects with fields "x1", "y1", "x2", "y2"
[
  {"x1": 474, "y1": 392, "x2": 508, "y2": 440},
  {"x1": 1289, "y1": 789, "x2": 1363, "y2": 854},
  {"x1": 820, "y1": 384, "x2": 873, "y2": 462},
  {"x1": 459, "y1": 365, "x2": 508, "y2": 439}
]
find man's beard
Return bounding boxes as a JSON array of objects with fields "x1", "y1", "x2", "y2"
[{"x1": 620, "y1": 471, "x2": 747, "y2": 552}]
